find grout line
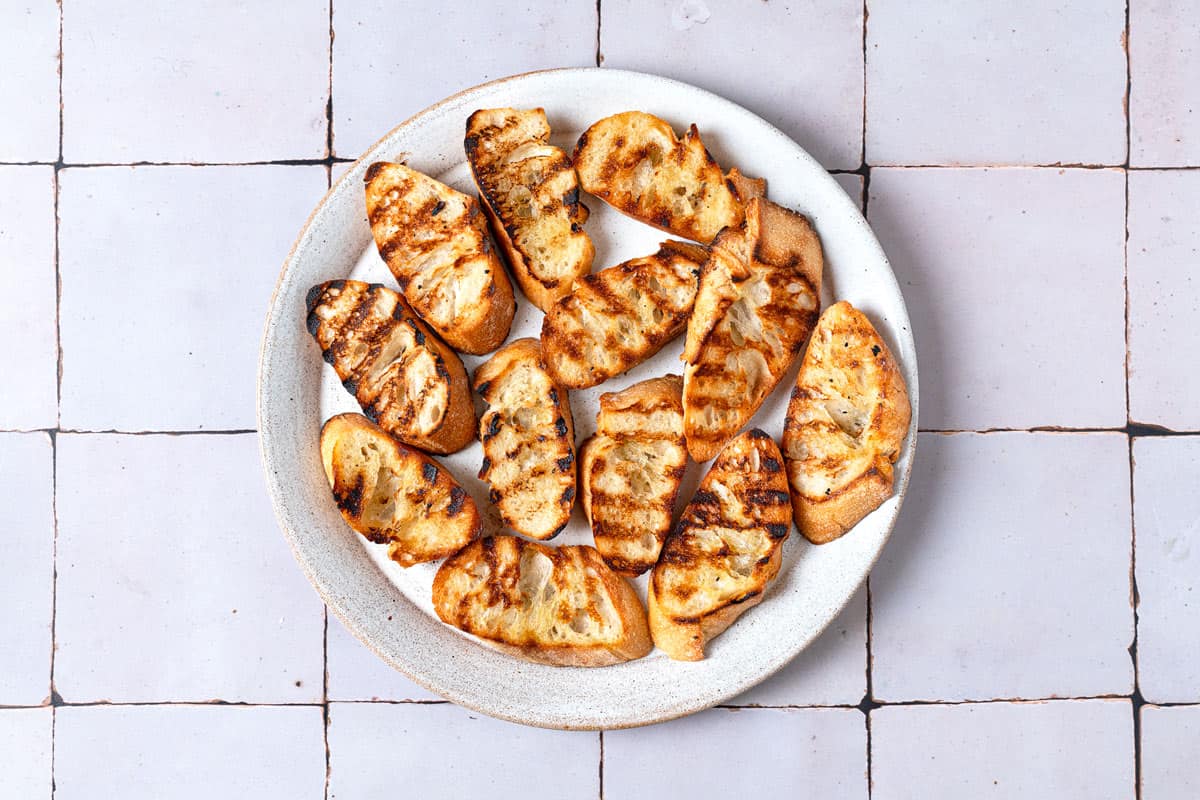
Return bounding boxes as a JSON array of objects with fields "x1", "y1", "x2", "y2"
[
  {"x1": 326, "y1": 0, "x2": 334, "y2": 161},
  {"x1": 323, "y1": 606, "x2": 331, "y2": 800},
  {"x1": 860, "y1": 0, "x2": 868, "y2": 173},
  {"x1": 54, "y1": 428, "x2": 258, "y2": 436},
  {"x1": 51, "y1": 7, "x2": 63, "y2": 794},
  {"x1": 863, "y1": 576, "x2": 877, "y2": 798},
  {"x1": 869, "y1": 162, "x2": 1128, "y2": 170},
  {"x1": 40, "y1": 699, "x2": 328, "y2": 709},
  {"x1": 48, "y1": 158, "x2": 356, "y2": 169},
  {"x1": 595, "y1": 0, "x2": 602, "y2": 67},
  {"x1": 598, "y1": 730, "x2": 605, "y2": 800},
  {"x1": 5, "y1": 160, "x2": 1199, "y2": 170},
  {"x1": 920, "y1": 425, "x2": 1200, "y2": 437}
]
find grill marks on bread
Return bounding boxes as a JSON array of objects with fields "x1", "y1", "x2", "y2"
[
  {"x1": 320, "y1": 413, "x2": 480, "y2": 567},
  {"x1": 364, "y1": 161, "x2": 514, "y2": 354},
  {"x1": 573, "y1": 111, "x2": 765, "y2": 244},
  {"x1": 466, "y1": 108, "x2": 593, "y2": 312},
  {"x1": 473, "y1": 338, "x2": 576, "y2": 540},
  {"x1": 541, "y1": 240, "x2": 708, "y2": 389},
  {"x1": 784, "y1": 301, "x2": 911, "y2": 544},
  {"x1": 649, "y1": 429, "x2": 792, "y2": 661},
  {"x1": 580, "y1": 376, "x2": 688, "y2": 577},
  {"x1": 306, "y1": 280, "x2": 475, "y2": 454},
  {"x1": 432, "y1": 536, "x2": 652, "y2": 666},
  {"x1": 682, "y1": 198, "x2": 824, "y2": 462}
]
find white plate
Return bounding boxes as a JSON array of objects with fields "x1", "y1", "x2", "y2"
[{"x1": 258, "y1": 68, "x2": 918, "y2": 729}]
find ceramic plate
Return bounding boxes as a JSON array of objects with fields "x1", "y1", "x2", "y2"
[{"x1": 258, "y1": 68, "x2": 918, "y2": 729}]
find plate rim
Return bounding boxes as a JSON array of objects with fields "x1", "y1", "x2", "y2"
[{"x1": 258, "y1": 66, "x2": 919, "y2": 729}]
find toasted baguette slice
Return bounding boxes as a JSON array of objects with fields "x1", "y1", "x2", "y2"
[
  {"x1": 783, "y1": 301, "x2": 911, "y2": 544},
  {"x1": 320, "y1": 413, "x2": 480, "y2": 567},
  {"x1": 433, "y1": 536, "x2": 652, "y2": 666},
  {"x1": 573, "y1": 111, "x2": 765, "y2": 244},
  {"x1": 648, "y1": 429, "x2": 792, "y2": 661},
  {"x1": 465, "y1": 108, "x2": 594, "y2": 312},
  {"x1": 364, "y1": 161, "x2": 514, "y2": 354},
  {"x1": 540, "y1": 240, "x2": 708, "y2": 389},
  {"x1": 682, "y1": 197, "x2": 824, "y2": 462},
  {"x1": 473, "y1": 338, "x2": 576, "y2": 540},
  {"x1": 580, "y1": 376, "x2": 688, "y2": 577},
  {"x1": 306, "y1": 280, "x2": 475, "y2": 454}
]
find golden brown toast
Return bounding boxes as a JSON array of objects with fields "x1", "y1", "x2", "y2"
[
  {"x1": 319, "y1": 413, "x2": 480, "y2": 567},
  {"x1": 783, "y1": 301, "x2": 910, "y2": 544},
  {"x1": 364, "y1": 161, "x2": 515, "y2": 354},
  {"x1": 473, "y1": 338, "x2": 576, "y2": 540},
  {"x1": 540, "y1": 240, "x2": 708, "y2": 389},
  {"x1": 682, "y1": 197, "x2": 824, "y2": 462},
  {"x1": 306, "y1": 280, "x2": 475, "y2": 454},
  {"x1": 465, "y1": 108, "x2": 594, "y2": 312},
  {"x1": 580, "y1": 375, "x2": 688, "y2": 577},
  {"x1": 573, "y1": 111, "x2": 765, "y2": 243},
  {"x1": 648, "y1": 429, "x2": 792, "y2": 661},
  {"x1": 432, "y1": 536, "x2": 652, "y2": 666}
]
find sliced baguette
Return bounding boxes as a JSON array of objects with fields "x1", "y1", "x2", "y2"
[
  {"x1": 682, "y1": 197, "x2": 823, "y2": 462},
  {"x1": 364, "y1": 161, "x2": 514, "y2": 354},
  {"x1": 432, "y1": 535, "x2": 652, "y2": 667},
  {"x1": 320, "y1": 413, "x2": 481, "y2": 567},
  {"x1": 306, "y1": 280, "x2": 475, "y2": 454},
  {"x1": 473, "y1": 338, "x2": 576, "y2": 540},
  {"x1": 580, "y1": 375, "x2": 688, "y2": 577},
  {"x1": 648, "y1": 429, "x2": 792, "y2": 661},
  {"x1": 783, "y1": 301, "x2": 911, "y2": 544},
  {"x1": 540, "y1": 240, "x2": 708, "y2": 389},
  {"x1": 465, "y1": 108, "x2": 594, "y2": 312},
  {"x1": 573, "y1": 110, "x2": 765, "y2": 244}
]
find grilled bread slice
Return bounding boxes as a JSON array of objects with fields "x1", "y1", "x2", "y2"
[
  {"x1": 320, "y1": 413, "x2": 480, "y2": 567},
  {"x1": 783, "y1": 301, "x2": 910, "y2": 544},
  {"x1": 465, "y1": 108, "x2": 594, "y2": 312},
  {"x1": 648, "y1": 429, "x2": 792, "y2": 661},
  {"x1": 473, "y1": 338, "x2": 576, "y2": 540},
  {"x1": 306, "y1": 280, "x2": 475, "y2": 454},
  {"x1": 580, "y1": 376, "x2": 688, "y2": 577},
  {"x1": 682, "y1": 197, "x2": 824, "y2": 462},
  {"x1": 573, "y1": 110, "x2": 765, "y2": 244},
  {"x1": 432, "y1": 536, "x2": 652, "y2": 667},
  {"x1": 364, "y1": 161, "x2": 514, "y2": 354},
  {"x1": 540, "y1": 240, "x2": 708, "y2": 389}
]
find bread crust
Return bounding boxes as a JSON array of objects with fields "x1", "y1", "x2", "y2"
[
  {"x1": 306, "y1": 280, "x2": 475, "y2": 454},
  {"x1": 682, "y1": 197, "x2": 824, "y2": 462},
  {"x1": 364, "y1": 161, "x2": 514, "y2": 354},
  {"x1": 648, "y1": 429, "x2": 792, "y2": 660},
  {"x1": 783, "y1": 301, "x2": 911, "y2": 543},
  {"x1": 465, "y1": 108, "x2": 594, "y2": 312},
  {"x1": 541, "y1": 240, "x2": 708, "y2": 389},
  {"x1": 473, "y1": 338, "x2": 576, "y2": 540},
  {"x1": 432, "y1": 536, "x2": 652, "y2": 666},
  {"x1": 580, "y1": 375, "x2": 688, "y2": 577},
  {"x1": 573, "y1": 111, "x2": 765, "y2": 243},
  {"x1": 319, "y1": 413, "x2": 481, "y2": 566}
]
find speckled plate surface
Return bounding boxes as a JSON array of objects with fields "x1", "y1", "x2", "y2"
[{"x1": 258, "y1": 68, "x2": 918, "y2": 730}]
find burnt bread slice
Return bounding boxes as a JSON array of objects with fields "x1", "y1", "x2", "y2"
[{"x1": 307, "y1": 280, "x2": 475, "y2": 454}]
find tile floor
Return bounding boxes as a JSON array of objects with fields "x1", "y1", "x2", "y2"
[{"x1": 1, "y1": 1, "x2": 1197, "y2": 797}]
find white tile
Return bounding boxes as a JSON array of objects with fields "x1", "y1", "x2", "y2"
[
  {"x1": 0, "y1": 4, "x2": 59, "y2": 161},
  {"x1": 602, "y1": 0, "x2": 863, "y2": 170},
  {"x1": 0, "y1": 165, "x2": 57, "y2": 430},
  {"x1": 1134, "y1": 436, "x2": 1200, "y2": 702},
  {"x1": 869, "y1": 168, "x2": 1126, "y2": 430},
  {"x1": 834, "y1": 171, "x2": 864, "y2": 209},
  {"x1": 0, "y1": 433, "x2": 53, "y2": 705},
  {"x1": 1130, "y1": 2, "x2": 1200, "y2": 166},
  {"x1": 332, "y1": 0, "x2": 597, "y2": 157},
  {"x1": 55, "y1": 705, "x2": 325, "y2": 800},
  {"x1": 866, "y1": 2, "x2": 1126, "y2": 166},
  {"x1": 0, "y1": 708, "x2": 52, "y2": 800},
  {"x1": 58, "y1": 165, "x2": 326, "y2": 431},
  {"x1": 871, "y1": 433, "x2": 1134, "y2": 702},
  {"x1": 731, "y1": 588, "x2": 866, "y2": 707},
  {"x1": 605, "y1": 707, "x2": 865, "y2": 799},
  {"x1": 328, "y1": 702, "x2": 598, "y2": 799},
  {"x1": 54, "y1": 433, "x2": 324, "y2": 703},
  {"x1": 1128, "y1": 171, "x2": 1200, "y2": 430},
  {"x1": 1141, "y1": 704, "x2": 1200, "y2": 799},
  {"x1": 62, "y1": 2, "x2": 328, "y2": 162},
  {"x1": 326, "y1": 614, "x2": 441, "y2": 702},
  {"x1": 872, "y1": 700, "x2": 1134, "y2": 799}
]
